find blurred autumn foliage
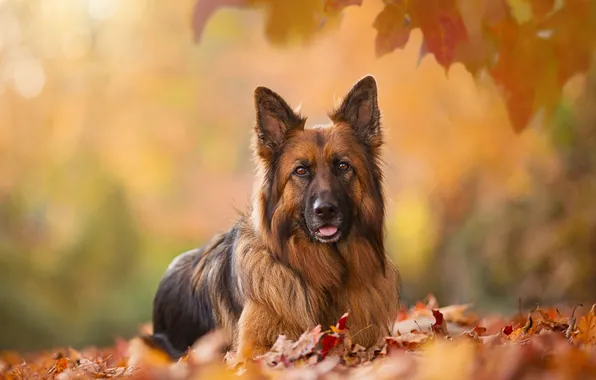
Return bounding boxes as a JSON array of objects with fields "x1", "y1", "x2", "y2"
[
  {"x1": 194, "y1": 0, "x2": 596, "y2": 131},
  {"x1": 1, "y1": 0, "x2": 596, "y2": 352}
]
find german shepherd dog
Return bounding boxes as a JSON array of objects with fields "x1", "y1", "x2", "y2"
[{"x1": 148, "y1": 76, "x2": 400, "y2": 360}]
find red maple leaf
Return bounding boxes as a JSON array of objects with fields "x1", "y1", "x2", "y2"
[
  {"x1": 320, "y1": 335, "x2": 341, "y2": 358},
  {"x1": 431, "y1": 309, "x2": 449, "y2": 336},
  {"x1": 410, "y1": 0, "x2": 469, "y2": 68},
  {"x1": 502, "y1": 325, "x2": 514, "y2": 335},
  {"x1": 336, "y1": 312, "x2": 349, "y2": 332}
]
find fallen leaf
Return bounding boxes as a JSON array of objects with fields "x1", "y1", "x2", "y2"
[
  {"x1": 503, "y1": 325, "x2": 514, "y2": 335},
  {"x1": 438, "y1": 303, "x2": 478, "y2": 326},
  {"x1": 8, "y1": 301, "x2": 596, "y2": 379},
  {"x1": 386, "y1": 332, "x2": 430, "y2": 351},
  {"x1": 431, "y1": 309, "x2": 449, "y2": 336},
  {"x1": 574, "y1": 304, "x2": 596, "y2": 346},
  {"x1": 48, "y1": 357, "x2": 69, "y2": 375},
  {"x1": 331, "y1": 312, "x2": 349, "y2": 333},
  {"x1": 320, "y1": 334, "x2": 341, "y2": 358}
]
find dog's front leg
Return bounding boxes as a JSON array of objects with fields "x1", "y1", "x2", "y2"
[
  {"x1": 235, "y1": 300, "x2": 285, "y2": 360},
  {"x1": 235, "y1": 300, "x2": 308, "y2": 361}
]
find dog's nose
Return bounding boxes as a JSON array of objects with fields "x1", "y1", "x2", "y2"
[{"x1": 314, "y1": 199, "x2": 337, "y2": 220}]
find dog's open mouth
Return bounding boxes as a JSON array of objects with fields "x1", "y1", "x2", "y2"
[{"x1": 314, "y1": 225, "x2": 341, "y2": 243}]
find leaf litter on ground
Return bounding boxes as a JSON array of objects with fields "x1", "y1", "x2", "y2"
[{"x1": 2, "y1": 296, "x2": 596, "y2": 379}]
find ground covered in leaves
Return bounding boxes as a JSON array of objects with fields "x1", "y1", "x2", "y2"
[{"x1": 2, "y1": 296, "x2": 596, "y2": 379}]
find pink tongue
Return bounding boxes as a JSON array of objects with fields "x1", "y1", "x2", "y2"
[{"x1": 318, "y1": 226, "x2": 338, "y2": 237}]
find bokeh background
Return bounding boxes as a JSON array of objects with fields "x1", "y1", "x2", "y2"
[{"x1": 1, "y1": 0, "x2": 595, "y2": 351}]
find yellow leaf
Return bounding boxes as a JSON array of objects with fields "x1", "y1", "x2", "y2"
[
  {"x1": 373, "y1": 3, "x2": 412, "y2": 57},
  {"x1": 419, "y1": 340, "x2": 475, "y2": 380},
  {"x1": 506, "y1": 0, "x2": 533, "y2": 24}
]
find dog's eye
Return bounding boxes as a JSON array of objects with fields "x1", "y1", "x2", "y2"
[
  {"x1": 294, "y1": 166, "x2": 308, "y2": 176},
  {"x1": 337, "y1": 162, "x2": 350, "y2": 171}
]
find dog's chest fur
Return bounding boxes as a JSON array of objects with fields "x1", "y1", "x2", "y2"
[{"x1": 231, "y1": 217, "x2": 399, "y2": 348}]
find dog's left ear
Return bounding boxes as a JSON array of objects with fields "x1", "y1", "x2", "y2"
[
  {"x1": 330, "y1": 75, "x2": 381, "y2": 145},
  {"x1": 254, "y1": 86, "x2": 305, "y2": 162}
]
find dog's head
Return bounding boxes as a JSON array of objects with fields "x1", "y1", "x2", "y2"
[{"x1": 252, "y1": 76, "x2": 385, "y2": 256}]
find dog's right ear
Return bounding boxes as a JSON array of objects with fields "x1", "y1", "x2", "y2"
[
  {"x1": 330, "y1": 75, "x2": 381, "y2": 147},
  {"x1": 254, "y1": 86, "x2": 305, "y2": 162}
]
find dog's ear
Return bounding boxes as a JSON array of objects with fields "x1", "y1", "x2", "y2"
[
  {"x1": 254, "y1": 86, "x2": 305, "y2": 161},
  {"x1": 330, "y1": 75, "x2": 381, "y2": 145}
]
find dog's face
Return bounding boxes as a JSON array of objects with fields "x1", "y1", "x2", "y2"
[
  {"x1": 278, "y1": 125, "x2": 358, "y2": 244},
  {"x1": 252, "y1": 76, "x2": 384, "y2": 254}
]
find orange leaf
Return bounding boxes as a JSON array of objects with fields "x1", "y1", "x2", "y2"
[
  {"x1": 488, "y1": 18, "x2": 558, "y2": 131},
  {"x1": 575, "y1": 304, "x2": 596, "y2": 346},
  {"x1": 543, "y1": 4, "x2": 596, "y2": 86},
  {"x1": 396, "y1": 306, "x2": 408, "y2": 321},
  {"x1": 373, "y1": 3, "x2": 413, "y2": 57},
  {"x1": 51, "y1": 357, "x2": 69, "y2": 374},
  {"x1": 506, "y1": 327, "x2": 527, "y2": 342},
  {"x1": 126, "y1": 337, "x2": 173, "y2": 368},
  {"x1": 409, "y1": 0, "x2": 469, "y2": 68}
]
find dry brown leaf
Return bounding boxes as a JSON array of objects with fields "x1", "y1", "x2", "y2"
[{"x1": 386, "y1": 332, "x2": 430, "y2": 351}]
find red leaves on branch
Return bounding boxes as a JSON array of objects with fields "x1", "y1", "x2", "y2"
[
  {"x1": 373, "y1": 0, "x2": 470, "y2": 68},
  {"x1": 369, "y1": 0, "x2": 596, "y2": 131},
  {"x1": 191, "y1": 0, "x2": 596, "y2": 132}
]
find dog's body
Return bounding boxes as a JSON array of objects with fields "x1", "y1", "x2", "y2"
[{"x1": 150, "y1": 76, "x2": 400, "y2": 359}]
